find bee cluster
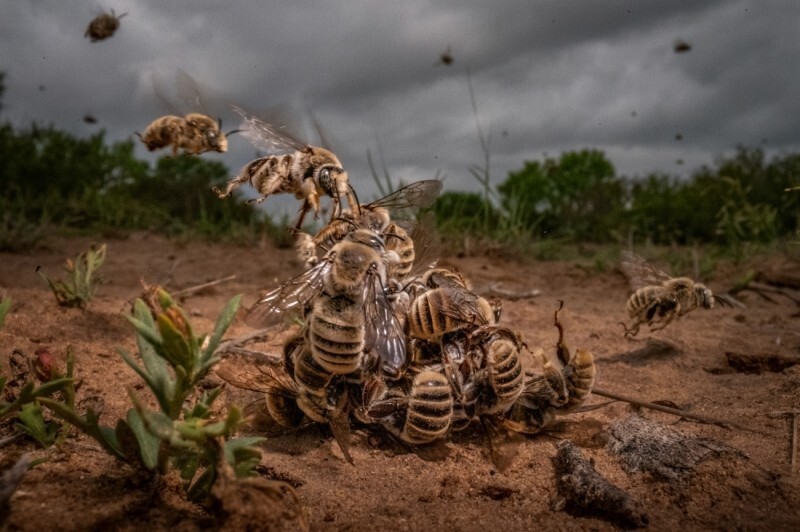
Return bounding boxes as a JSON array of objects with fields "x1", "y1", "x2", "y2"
[{"x1": 225, "y1": 180, "x2": 596, "y2": 456}]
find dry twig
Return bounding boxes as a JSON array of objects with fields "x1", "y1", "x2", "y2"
[
  {"x1": 172, "y1": 274, "x2": 237, "y2": 297},
  {"x1": 592, "y1": 387, "x2": 759, "y2": 433}
]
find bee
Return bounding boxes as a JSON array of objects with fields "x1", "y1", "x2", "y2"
[
  {"x1": 305, "y1": 180, "x2": 442, "y2": 271},
  {"x1": 619, "y1": 251, "x2": 738, "y2": 337},
  {"x1": 138, "y1": 71, "x2": 235, "y2": 157},
  {"x1": 502, "y1": 302, "x2": 595, "y2": 434},
  {"x1": 313, "y1": 180, "x2": 442, "y2": 246},
  {"x1": 364, "y1": 369, "x2": 454, "y2": 444},
  {"x1": 215, "y1": 352, "x2": 308, "y2": 431},
  {"x1": 138, "y1": 113, "x2": 231, "y2": 157},
  {"x1": 461, "y1": 326, "x2": 525, "y2": 417},
  {"x1": 213, "y1": 106, "x2": 358, "y2": 229},
  {"x1": 434, "y1": 46, "x2": 454, "y2": 66},
  {"x1": 247, "y1": 229, "x2": 406, "y2": 379},
  {"x1": 407, "y1": 285, "x2": 496, "y2": 343},
  {"x1": 84, "y1": 9, "x2": 126, "y2": 42}
]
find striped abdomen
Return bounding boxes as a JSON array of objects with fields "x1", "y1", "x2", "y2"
[
  {"x1": 408, "y1": 287, "x2": 494, "y2": 342},
  {"x1": 481, "y1": 334, "x2": 524, "y2": 415},
  {"x1": 402, "y1": 370, "x2": 453, "y2": 443},
  {"x1": 308, "y1": 294, "x2": 365, "y2": 374},
  {"x1": 563, "y1": 348, "x2": 595, "y2": 411}
]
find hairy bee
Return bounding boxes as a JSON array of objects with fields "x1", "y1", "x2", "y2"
[
  {"x1": 407, "y1": 285, "x2": 496, "y2": 343},
  {"x1": 313, "y1": 180, "x2": 442, "y2": 246},
  {"x1": 139, "y1": 70, "x2": 235, "y2": 157},
  {"x1": 85, "y1": 10, "x2": 126, "y2": 42},
  {"x1": 619, "y1": 251, "x2": 737, "y2": 337},
  {"x1": 502, "y1": 302, "x2": 595, "y2": 434},
  {"x1": 247, "y1": 229, "x2": 406, "y2": 379},
  {"x1": 462, "y1": 326, "x2": 525, "y2": 417},
  {"x1": 215, "y1": 352, "x2": 307, "y2": 431},
  {"x1": 213, "y1": 106, "x2": 358, "y2": 229},
  {"x1": 365, "y1": 369, "x2": 454, "y2": 444},
  {"x1": 138, "y1": 113, "x2": 231, "y2": 157}
]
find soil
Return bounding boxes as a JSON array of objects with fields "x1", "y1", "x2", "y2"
[{"x1": 1, "y1": 233, "x2": 799, "y2": 531}]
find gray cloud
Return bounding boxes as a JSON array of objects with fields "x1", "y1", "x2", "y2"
[{"x1": 1, "y1": 0, "x2": 798, "y2": 213}]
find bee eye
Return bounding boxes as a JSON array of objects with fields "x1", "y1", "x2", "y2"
[{"x1": 320, "y1": 168, "x2": 331, "y2": 181}]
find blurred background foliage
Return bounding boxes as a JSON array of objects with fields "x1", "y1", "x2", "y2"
[{"x1": 0, "y1": 73, "x2": 797, "y2": 254}]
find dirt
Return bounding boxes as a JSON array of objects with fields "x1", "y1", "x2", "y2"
[{"x1": 1, "y1": 233, "x2": 799, "y2": 531}]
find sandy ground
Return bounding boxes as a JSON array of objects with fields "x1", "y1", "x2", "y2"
[{"x1": 1, "y1": 233, "x2": 799, "y2": 531}]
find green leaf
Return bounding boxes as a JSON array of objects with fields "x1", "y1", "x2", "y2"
[
  {"x1": 16, "y1": 402, "x2": 57, "y2": 447},
  {"x1": 117, "y1": 348, "x2": 171, "y2": 413},
  {"x1": 186, "y1": 467, "x2": 216, "y2": 503},
  {"x1": 201, "y1": 294, "x2": 242, "y2": 363},
  {"x1": 126, "y1": 409, "x2": 160, "y2": 470}
]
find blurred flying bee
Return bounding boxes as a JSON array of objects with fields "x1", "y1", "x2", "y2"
[
  {"x1": 84, "y1": 9, "x2": 126, "y2": 42},
  {"x1": 138, "y1": 70, "x2": 236, "y2": 157},
  {"x1": 82, "y1": 114, "x2": 97, "y2": 124},
  {"x1": 364, "y1": 369, "x2": 454, "y2": 444},
  {"x1": 138, "y1": 113, "x2": 233, "y2": 157},
  {"x1": 619, "y1": 251, "x2": 739, "y2": 337},
  {"x1": 213, "y1": 106, "x2": 358, "y2": 229},
  {"x1": 673, "y1": 39, "x2": 692, "y2": 53},
  {"x1": 434, "y1": 46, "x2": 454, "y2": 66},
  {"x1": 247, "y1": 229, "x2": 406, "y2": 379}
]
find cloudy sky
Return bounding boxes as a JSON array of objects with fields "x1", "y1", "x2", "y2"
[{"x1": 1, "y1": 1, "x2": 799, "y2": 214}]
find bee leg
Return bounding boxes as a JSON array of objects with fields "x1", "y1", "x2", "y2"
[
  {"x1": 649, "y1": 309, "x2": 676, "y2": 332},
  {"x1": 293, "y1": 200, "x2": 311, "y2": 229},
  {"x1": 621, "y1": 321, "x2": 640, "y2": 338}
]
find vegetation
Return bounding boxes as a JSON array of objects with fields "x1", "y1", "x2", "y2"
[
  {"x1": 37, "y1": 244, "x2": 106, "y2": 308},
  {"x1": 434, "y1": 146, "x2": 799, "y2": 255},
  {"x1": 0, "y1": 288, "x2": 298, "y2": 509}
]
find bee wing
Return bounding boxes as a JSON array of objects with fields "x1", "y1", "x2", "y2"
[
  {"x1": 232, "y1": 105, "x2": 308, "y2": 154},
  {"x1": 440, "y1": 287, "x2": 490, "y2": 326},
  {"x1": 246, "y1": 260, "x2": 332, "y2": 327},
  {"x1": 216, "y1": 353, "x2": 297, "y2": 397},
  {"x1": 368, "y1": 180, "x2": 443, "y2": 213},
  {"x1": 175, "y1": 69, "x2": 211, "y2": 115},
  {"x1": 363, "y1": 275, "x2": 407, "y2": 377},
  {"x1": 620, "y1": 250, "x2": 674, "y2": 290},
  {"x1": 406, "y1": 211, "x2": 442, "y2": 278}
]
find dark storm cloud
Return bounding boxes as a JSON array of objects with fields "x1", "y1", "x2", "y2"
[{"x1": 1, "y1": 1, "x2": 799, "y2": 210}]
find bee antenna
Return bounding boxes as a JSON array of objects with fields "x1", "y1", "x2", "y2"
[
  {"x1": 118, "y1": 12, "x2": 128, "y2": 19},
  {"x1": 135, "y1": 131, "x2": 142, "y2": 140},
  {"x1": 218, "y1": 117, "x2": 222, "y2": 129},
  {"x1": 348, "y1": 184, "x2": 362, "y2": 215},
  {"x1": 224, "y1": 129, "x2": 241, "y2": 137}
]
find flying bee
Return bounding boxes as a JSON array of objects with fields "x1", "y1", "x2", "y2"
[
  {"x1": 138, "y1": 113, "x2": 233, "y2": 157},
  {"x1": 407, "y1": 285, "x2": 496, "y2": 343},
  {"x1": 139, "y1": 70, "x2": 236, "y2": 157},
  {"x1": 247, "y1": 229, "x2": 407, "y2": 379},
  {"x1": 364, "y1": 369, "x2": 454, "y2": 444},
  {"x1": 84, "y1": 9, "x2": 126, "y2": 42},
  {"x1": 619, "y1": 251, "x2": 740, "y2": 337},
  {"x1": 213, "y1": 106, "x2": 358, "y2": 229}
]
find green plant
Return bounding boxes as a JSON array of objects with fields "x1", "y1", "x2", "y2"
[
  {"x1": 0, "y1": 295, "x2": 10, "y2": 330},
  {"x1": 1, "y1": 349, "x2": 75, "y2": 448},
  {"x1": 4, "y1": 289, "x2": 291, "y2": 509},
  {"x1": 37, "y1": 243, "x2": 106, "y2": 308}
]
